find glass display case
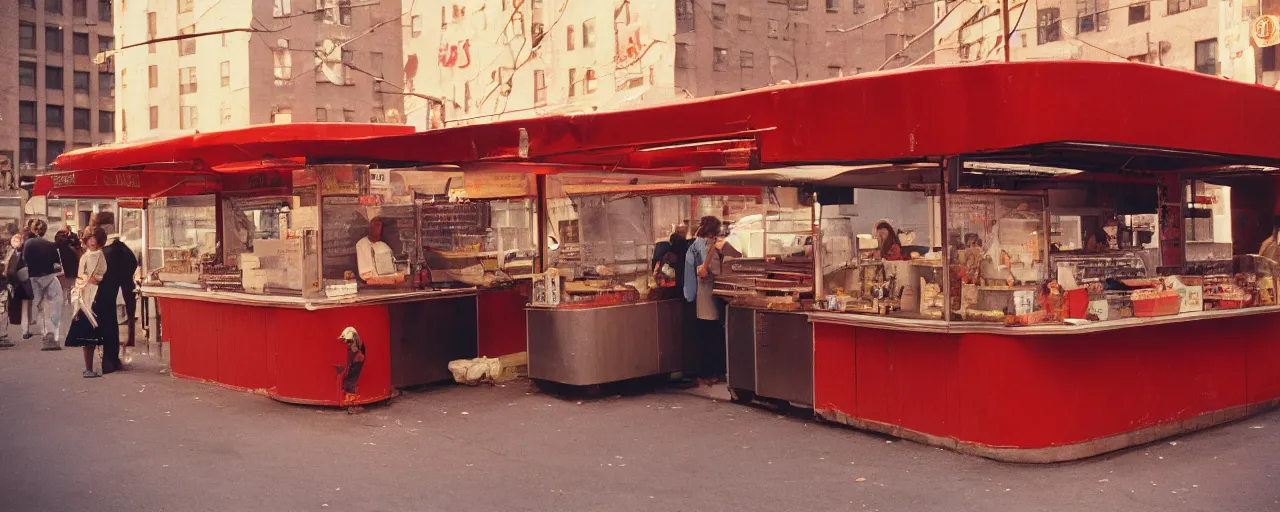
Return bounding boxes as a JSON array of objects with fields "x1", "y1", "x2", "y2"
[
  {"x1": 145, "y1": 195, "x2": 218, "y2": 285},
  {"x1": 817, "y1": 188, "x2": 943, "y2": 318},
  {"x1": 947, "y1": 193, "x2": 1048, "y2": 324}
]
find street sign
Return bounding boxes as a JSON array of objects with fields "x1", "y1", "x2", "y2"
[{"x1": 1253, "y1": 16, "x2": 1280, "y2": 48}]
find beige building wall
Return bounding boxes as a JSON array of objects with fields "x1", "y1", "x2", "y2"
[
  {"x1": 115, "y1": 0, "x2": 403, "y2": 143},
  {"x1": 935, "y1": 0, "x2": 1229, "y2": 79},
  {"x1": 674, "y1": 0, "x2": 936, "y2": 97},
  {"x1": 7, "y1": 0, "x2": 117, "y2": 178},
  {"x1": 402, "y1": 0, "x2": 930, "y2": 129},
  {"x1": 402, "y1": 0, "x2": 677, "y2": 129}
]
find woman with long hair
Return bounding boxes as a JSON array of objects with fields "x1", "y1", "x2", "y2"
[
  {"x1": 64, "y1": 227, "x2": 108, "y2": 378},
  {"x1": 683, "y1": 216, "x2": 741, "y2": 382},
  {"x1": 872, "y1": 220, "x2": 906, "y2": 261}
]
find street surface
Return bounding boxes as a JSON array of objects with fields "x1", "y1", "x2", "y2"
[{"x1": 2, "y1": 331, "x2": 1279, "y2": 512}]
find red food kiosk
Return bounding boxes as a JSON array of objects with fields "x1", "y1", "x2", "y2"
[
  {"x1": 43, "y1": 123, "x2": 536, "y2": 406},
  {"x1": 400, "y1": 61, "x2": 1280, "y2": 462}
]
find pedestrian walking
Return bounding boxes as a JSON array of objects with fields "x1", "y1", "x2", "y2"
[
  {"x1": 65, "y1": 227, "x2": 107, "y2": 378},
  {"x1": 5, "y1": 233, "x2": 33, "y2": 340},
  {"x1": 23, "y1": 220, "x2": 63, "y2": 351}
]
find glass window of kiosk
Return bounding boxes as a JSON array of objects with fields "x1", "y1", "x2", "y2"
[
  {"x1": 223, "y1": 195, "x2": 305, "y2": 295},
  {"x1": 947, "y1": 193, "x2": 1048, "y2": 324},
  {"x1": 413, "y1": 169, "x2": 539, "y2": 288},
  {"x1": 818, "y1": 188, "x2": 942, "y2": 318},
  {"x1": 145, "y1": 195, "x2": 218, "y2": 284}
]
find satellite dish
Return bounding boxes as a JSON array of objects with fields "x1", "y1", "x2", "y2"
[{"x1": 314, "y1": 39, "x2": 345, "y2": 86}]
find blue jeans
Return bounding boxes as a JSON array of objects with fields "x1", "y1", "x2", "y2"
[{"x1": 29, "y1": 274, "x2": 62, "y2": 341}]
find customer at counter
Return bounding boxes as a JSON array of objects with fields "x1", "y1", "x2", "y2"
[{"x1": 684, "y1": 216, "x2": 741, "y2": 382}]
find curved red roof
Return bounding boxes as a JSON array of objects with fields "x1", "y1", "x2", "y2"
[{"x1": 52, "y1": 123, "x2": 413, "y2": 173}]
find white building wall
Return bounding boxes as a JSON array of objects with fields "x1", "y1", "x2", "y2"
[{"x1": 404, "y1": 0, "x2": 676, "y2": 129}]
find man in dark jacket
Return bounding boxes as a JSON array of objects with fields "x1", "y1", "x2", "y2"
[
  {"x1": 23, "y1": 220, "x2": 62, "y2": 350},
  {"x1": 54, "y1": 225, "x2": 81, "y2": 302},
  {"x1": 95, "y1": 213, "x2": 138, "y2": 373}
]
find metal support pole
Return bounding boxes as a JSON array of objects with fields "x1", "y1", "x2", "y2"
[{"x1": 1001, "y1": 0, "x2": 1013, "y2": 62}]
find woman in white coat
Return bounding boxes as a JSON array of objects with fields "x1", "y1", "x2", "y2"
[{"x1": 64, "y1": 227, "x2": 107, "y2": 378}]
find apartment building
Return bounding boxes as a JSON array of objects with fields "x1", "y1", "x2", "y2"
[
  {"x1": 402, "y1": 0, "x2": 935, "y2": 129},
  {"x1": 3, "y1": 0, "x2": 117, "y2": 181},
  {"x1": 113, "y1": 0, "x2": 403, "y2": 143},
  {"x1": 934, "y1": 0, "x2": 1251, "y2": 82},
  {"x1": 675, "y1": 0, "x2": 936, "y2": 97}
]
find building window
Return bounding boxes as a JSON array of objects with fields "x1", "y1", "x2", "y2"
[
  {"x1": 1037, "y1": 8, "x2": 1061, "y2": 44},
  {"x1": 675, "y1": 43, "x2": 691, "y2": 68},
  {"x1": 47, "y1": 141, "x2": 66, "y2": 165},
  {"x1": 99, "y1": 72, "x2": 114, "y2": 97},
  {"x1": 47, "y1": 26, "x2": 65, "y2": 53},
  {"x1": 19, "y1": 62, "x2": 37, "y2": 87},
  {"x1": 584, "y1": 69, "x2": 597, "y2": 94},
  {"x1": 148, "y1": 65, "x2": 158, "y2": 88},
  {"x1": 73, "y1": 108, "x2": 91, "y2": 130},
  {"x1": 1128, "y1": 3, "x2": 1149, "y2": 23},
  {"x1": 738, "y1": 7, "x2": 752, "y2": 31},
  {"x1": 46, "y1": 66, "x2": 64, "y2": 90},
  {"x1": 20, "y1": 23, "x2": 36, "y2": 50},
  {"x1": 120, "y1": 68, "x2": 126, "y2": 89},
  {"x1": 1194, "y1": 39, "x2": 1217, "y2": 75},
  {"x1": 73, "y1": 71, "x2": 90, "y2": 93},
  {"x1": 532, "y1": 22, "x2": 545, "y2": 47},
  {"x1": 711, "y1": 3, "x2": 727, "y2": 29},
  {"x1": 533, "y1": 69, "x2": 547, "y2": 105},
  {"x1": 411, "y1": 15, "x2": 422, "y2": 37},
  {"x1": 20, "y1": 139, "x2": 37, "y2": 165},
  {"x1": 98, "y1": 111, "x2": 114, "y2": 133},
  {"x1": 179, "y1": 25, "x2": 196, "y2": 56},
  {"x1": 73, "y1": 0, "x2": 87, "y2": 16},
  {"x1": 47, "y1": 0, "x2": 63, "y2": 14},
  {"x1": 315, "y1": 108, "x2": 327, "y2": 122},
  {"x1": 1077, "y1": 0, "x2": 1109, "y2": 33},
  {"x1": 180, "y1": 106, "x2": 198, "y2": 129},
  {"x1": 274, "y1": 39, "x2": 293, "y2": 86},
  {"x1": 220, "y1": 61, "x2": 231, "y2": 86},
  {"x1": 568, "y1": 68, "x2": 577, "y2": 97},
  {"x1": 147, "y1": 12, "x2": 157, "y2": 53},
  {"x1": 20, "y1": 0, "x2": 35, "y2": 8},
  {"x1": 97, "y1": 35, "x2": 114, "y2": 55},
  {"x1": 767, "y1": 19, "x2": 780, "y2": 39},
  {"x1": 273, "y1": 0, "x2": 289, "y2": 17},
  {"x1": 582, "y1": 19, "x2": 596, "y2": 48},
  {"x1": 149, "y1": 106, "x2": 159, "y2": 129},
  {"x1": 338, "y1": 0, "x2": 353, "y2": 25},
  {"x1": 713, "y1": 48, "x2": 729, "y2": 71},
  {"x1": 827, "y1": 0, "x2": 839, "y2": 11},
  {"x1": 99, "y1": 0, "x2": 111, "y2": 22},
  {"x1": 178, "y1": 67, "x2": 197, "y2": 94},
  {"x1": 677, "y1": 0, "x2": 694, "y2": 32},
  {"x1": 342, "y1": 108, "x2": 355, "y2": 122},
  {"x1": 46, "y1": 105, "x2": 64, "y2": 128},
  {"x1": 1168, "y1": 0, "x2": 1207, "y2": 15},
  {"x1": 19, "y1": 102, "x2": 37, "y2": 127},
  {"x1": 827, "y1": 65, "x2": 842, "y2": 77},
  {"x1": 741, "y1": 51, "x2": 754, "y2": 69},
  {"x1": 789, "y1": 0, "x2": 808, "y2": 10},
  {"x1": 178, "y1": 0, "x2": 193, "y2": 13},
  {"x1": 566, "y1": 25, "x2": 575, "y2": 50},
  {"x1": 73, "y1": 33, "x2": 90, "y2": 55},
  {"x1": 341, "y1": 48, "x2": 353, "y2": 85}
]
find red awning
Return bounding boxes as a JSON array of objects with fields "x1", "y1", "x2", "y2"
[
  {"x1": 34, "y1": 169, "x2": 222, "y2": 198},
  {"x1": 52, "y1": 123, "x2": 413, "y2": 172}
]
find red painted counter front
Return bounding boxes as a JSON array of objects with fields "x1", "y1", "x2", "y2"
[
  {"x1": 811, "y1": 311, "x2": 1280, "y2": 462},
  {"x1": 159, "y1": 297, "x2": 393, "y2": 406}
]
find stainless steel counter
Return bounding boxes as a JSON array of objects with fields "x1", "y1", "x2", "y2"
[
  {"x1": 526, "y1": 300, "x2": 685, "y2": 386},
  {"x1": 726, "y1": 305, "x2": 813, "y2": 407}
]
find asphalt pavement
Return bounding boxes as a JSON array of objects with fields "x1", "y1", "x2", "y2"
[{"x1": 1, "y1": 328, "x2": 1279, "y2": 512}]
